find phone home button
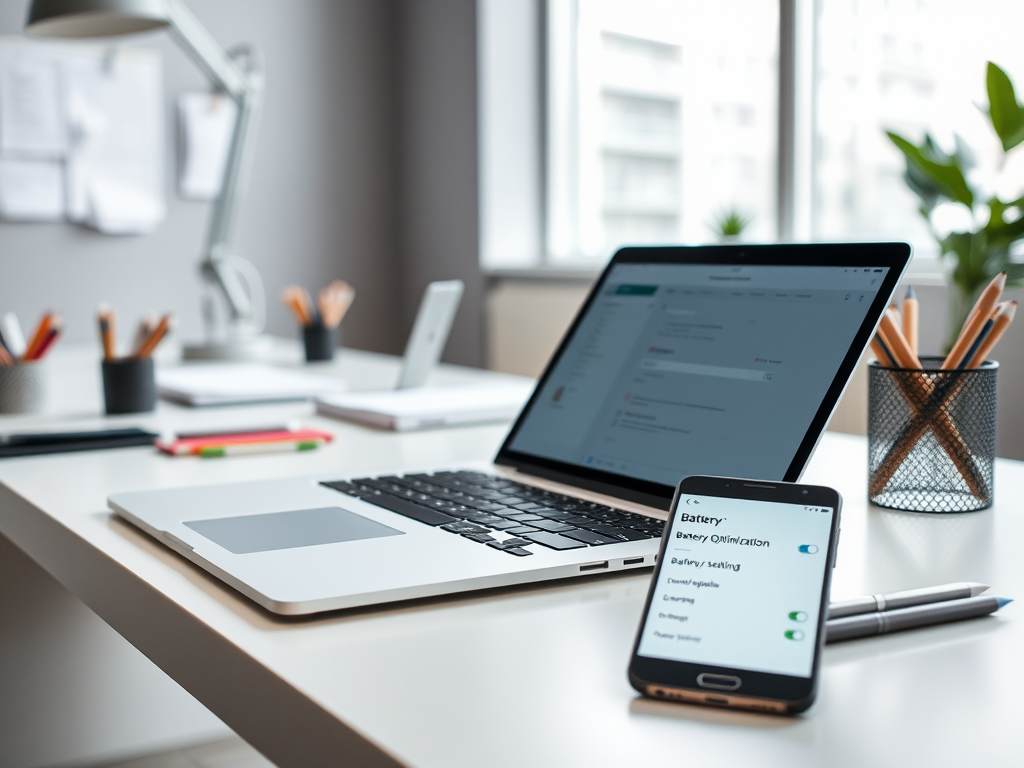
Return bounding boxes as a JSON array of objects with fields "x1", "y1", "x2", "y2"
[{"x1": 696, "y1": 673, "x2": 742, "y2": 691}]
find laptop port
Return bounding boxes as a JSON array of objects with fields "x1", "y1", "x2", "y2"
[
  {"x1": 623, "y1": 557, "x2": 644, "y2": 566},
  {"x1": 579, "y1": 561, "x2": 609, "y2": 572}
]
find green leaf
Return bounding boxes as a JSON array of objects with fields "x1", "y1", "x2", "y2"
[
  {"x1": 986, "y1": 62, "x2": 1024, "y2": 152},
  {"x1": 887, "y1": 132, "x2": 975, "y2": 208}
]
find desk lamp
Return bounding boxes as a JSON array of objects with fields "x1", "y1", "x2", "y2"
[{"x1": 26, "y1": 0, "x2": 270, "y2": 360}]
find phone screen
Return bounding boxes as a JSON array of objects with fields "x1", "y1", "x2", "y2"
[{"x1": 636, "y1": 493, "x2": 835, "y2": 678}]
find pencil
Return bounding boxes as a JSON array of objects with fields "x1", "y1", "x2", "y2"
[
  {"x1": 942, "y1": 273, "x2": 1006, "y2": 369},
  {"x1": 22, "y1": 312, "x2": 54, "y2": 361},
  {"x1": 872, "y1": 311, "x2": 985, "y2": 498},
  {"x1": 903, "y1": 285, "x2": 919, "y2": 358},
  {"x1": 966, "y1": 301, "x2": 1016, "y2": 369},
  {"x1": 131, "y1": 312, "x2": 158, "y2": 356},
  {"x1": 281, "y1": 287, "x2": 312, "y2": 326},
  {"x1": 97, "y1": 304, "x2": 116, "y2": 361},
  {"x1": 0, "y1": 340, "x2": 12, "y2": 365},
  {"x1": 135, "y1": 314, "x2": 174, "y2": 359}
]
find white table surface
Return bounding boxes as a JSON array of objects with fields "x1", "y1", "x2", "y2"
[{"x1": 1, "y1": 344, "x2": 1021, "y2": 768}]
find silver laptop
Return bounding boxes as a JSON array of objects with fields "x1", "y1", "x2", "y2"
[{"x1": 110, "y1": 244, "x2": 910, "y2": 615}]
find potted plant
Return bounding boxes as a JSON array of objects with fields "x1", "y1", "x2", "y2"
[
  {"x1": 708, "y1": 207, "x2": 753, "y2": 243},
  {"x1": 887, "y1": 62, "x2": 1024, "y2": 350}
]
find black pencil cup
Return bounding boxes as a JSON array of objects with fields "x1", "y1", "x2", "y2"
[
  {"x1": 102, "y1": 358, "x2": 156, "y2": 415},
  {"x1": 868, "y1": 357, "x2": 997, "y2": 513},
  {"x1": 302, "y1": 323, "x2": 337, "y2": 362}
]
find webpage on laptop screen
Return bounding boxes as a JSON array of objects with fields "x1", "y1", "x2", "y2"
[{"x1": 507, "y1": 263, "x2": 888, "y2": 486}]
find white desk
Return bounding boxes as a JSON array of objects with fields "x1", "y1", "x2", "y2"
[{"x1": 1, "y1": 346, "x2": 1020, "y2": 768}]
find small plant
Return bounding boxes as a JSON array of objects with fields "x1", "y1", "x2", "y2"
[
  {"x1": 709, "y1": 207, "x2": 754, "y2": 241},
  {"x1": 887, "y1": 61, "x2": 1024, "y2": 351}
]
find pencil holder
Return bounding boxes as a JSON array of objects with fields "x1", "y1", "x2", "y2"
[
  {"x1": 0, "y1": 361, "x2": 48, "y2": 414},
  {"x1": 302, "y1": 323, "x2": 337, "y2": 362},
  {"x1": 102, "y1": 358, "x2": 156, "y2": 415},
  {"x1": 868, "y1": 358, "x2": 997, "y2": 513}
]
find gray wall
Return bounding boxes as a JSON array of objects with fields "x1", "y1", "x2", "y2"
[
  {"x1": 0, "y1": 0, "x2": 405, "y2": 355},
  {"x1": 395, "y1": 0, "x2": 485, "y2": 368}
]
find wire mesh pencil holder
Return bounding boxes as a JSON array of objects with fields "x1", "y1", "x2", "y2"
[{"x1": 868, "y1": 358, "x2": 997, "y2": 513}]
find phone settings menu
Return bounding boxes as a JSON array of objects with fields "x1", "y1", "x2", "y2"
[{"x1": 637, "y1": 494, "x2": 835, "y2": 678}]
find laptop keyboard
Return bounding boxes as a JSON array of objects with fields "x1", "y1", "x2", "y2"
[{"x1": 320, "y1": 470, "x2": 665, "y2": 557}]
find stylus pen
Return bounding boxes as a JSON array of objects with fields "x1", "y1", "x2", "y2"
[
  {"x1": 828, "y1": 582, "x2": 989, "y2": 619},
  {"x1": 825, "y1": 596, "x2": 1011, "y2": 643}
]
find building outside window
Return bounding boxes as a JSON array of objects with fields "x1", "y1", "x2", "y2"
[{"x1": 539, "y1": 0, "x2": 1024, "y2": 269}]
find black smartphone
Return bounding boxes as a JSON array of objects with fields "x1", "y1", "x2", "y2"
[{"x1": 628, "y1": 475, "x2": 841, "y2": 715}]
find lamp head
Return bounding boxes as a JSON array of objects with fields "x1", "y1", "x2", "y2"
[{"x1": 26, "y1": 0, "x2": 170, "y2": 38}]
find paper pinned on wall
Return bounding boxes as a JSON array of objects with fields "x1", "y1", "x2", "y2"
[
  {"x1": 0, "y1": 158, "x2": 64, "y2": 220},
  {"x1": 65, "y1": 47, "x2": 164, "y2": 233},
  {"x1": 0, "y1": 39, "x2": 164, "y2": 232},
  {"x1": 178, "y1": 92, "x2": 236, "y2": 200},
  {"x1": 0, "y1": 45, "x2": 67, "y2": 158}
]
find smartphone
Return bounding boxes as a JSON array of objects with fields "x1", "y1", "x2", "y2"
[{"x1": 628, "y1": 475, "x2": 841, "y2": 715}]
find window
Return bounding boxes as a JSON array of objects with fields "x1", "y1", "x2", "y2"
[
  {"x1": 547, "y1": 0, "x2": 779, "y2": 262},
  {"x1": 477, "y1": 0, "x2": 1024, "y2": 272}
]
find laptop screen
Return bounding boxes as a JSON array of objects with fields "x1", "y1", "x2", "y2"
[{"x1": 497, "y1": 245, "x2": 909, "y2": 505}]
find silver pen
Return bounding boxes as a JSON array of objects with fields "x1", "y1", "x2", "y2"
[
  {"x1": 826, "y1": 595, "x2": 1011, "y2": 643},
  {"x1": 828, "y1": 582, "x2": 989, "y2": 619}
]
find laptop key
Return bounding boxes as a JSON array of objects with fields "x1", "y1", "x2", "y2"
[
  {"x1": 531, "y1": 519, "x2": 577, "y2": 533},
  {"x1": 523, "y1": 532, "x2": 587, "y2": 550},
  {"x1": 352, "y1": 490, "x2": 456, "y2": 527},
  {"x1": 463, "y1": 533, "x2": 496, "y2": 543},
  {"x1": 499, "y1": 537, "x2": 532, "y2": 548},
  {"x1": 503, "y1": 525, "x2": 540, "y2": 535},
  {"x1": 486, "y1": 520, "x2": 521, "y2": 531},
  {"x1": 561, "y1": 529, "x2": 620, "y2": 546},
  {"x1": 503, "y1": 547, "x2": 534, "y2": 557},
  {"x1": 603, "y1": 527, "x2": 651, "y2": 542}
]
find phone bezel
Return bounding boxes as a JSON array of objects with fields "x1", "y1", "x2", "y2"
[{"x1": 627, "y1": 475, "x2": 842, "y2": 714}]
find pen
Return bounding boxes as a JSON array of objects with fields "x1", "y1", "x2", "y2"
[
  {"x1": 966, "y1": 301, "x2": 1016, "y2": 369},
  {"x1": 826, "y1": 595, "x2": 1011, "y2": 643},
  {"x1": 28, "y1": 320, "x2": 63, "y2": 360},
  {"x1": 829, "y1": 582, "x2": 989, "y2": 619},
  {"x1": 174, "y1": 423, "x2": 299, "y2": 440},
  {"x1": 2, "y1": 312, "x2": 27, "y2": 358}
]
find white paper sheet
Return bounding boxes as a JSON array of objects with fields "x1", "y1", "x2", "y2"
[
  {"x1": 65, "y1": 48, "x2": 164, "y2": 233},
  {"x1": 178, "y1": 92, "x2": 236, "y2": 200},
  {"x1": 0, "y1": 45, "x2": 66, "y2": 158},
  {"x1": 158, "y1": 364, "x2": 347, "y2": 407},
  {"x1": 0, "y1": 158, "x2": 64, "y2": 220}
]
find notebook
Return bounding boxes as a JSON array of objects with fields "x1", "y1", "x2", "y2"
[
  {"x1": 315, "y1": 382, "x2": 534, "y2": 430},
  {"x1": 157, "y1": 364, "x2": 345, "y2": 406}
]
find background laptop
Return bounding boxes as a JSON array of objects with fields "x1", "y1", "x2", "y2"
[{"x1": 110, "y1": 243, "x2": 910, "y2": 615}]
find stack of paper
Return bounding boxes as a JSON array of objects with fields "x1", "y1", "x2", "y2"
[
  {"x1": 158, "y1": 364, "x2": 346, "y2": 407},
  {"x1": 315, "y1": 382, "x2": 535, "y2": 431}
]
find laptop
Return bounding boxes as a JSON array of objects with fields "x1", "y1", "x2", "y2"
[{"x1": 110, "y1": 243, "x2": 910, "y2": 615}]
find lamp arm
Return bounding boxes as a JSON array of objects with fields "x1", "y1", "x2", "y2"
[{"x1": 165, "y1": 0, "x2": 264, "y2": 324}]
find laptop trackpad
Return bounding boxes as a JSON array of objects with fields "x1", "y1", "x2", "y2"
[{"x1": 183, "y1": 507, "x2": 404, "y2": 554}]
